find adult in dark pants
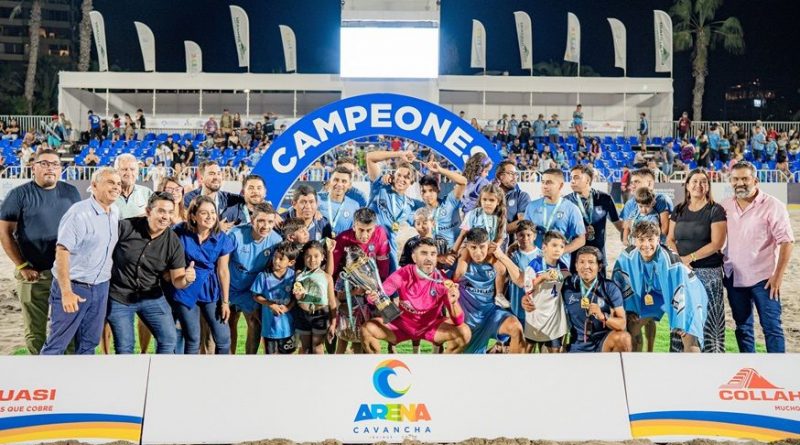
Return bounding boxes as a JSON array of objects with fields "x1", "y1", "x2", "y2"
[
  {"x1": 565, "y1": 164, "x2": 623, "y2": 276},
  {"x1": 106, "y1": 193, "x2": 197, "y2": 354},
  {"x1": 0, "y1": 150, "x2": 80, "y2": 354},
  {"x1": 40, "y1": 167, "x2": 121, "y2": 355},
  {"x1": 667, "y1": 169, "x2": 727, "y2": 353}
]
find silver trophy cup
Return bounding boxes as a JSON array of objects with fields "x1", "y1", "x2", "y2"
[{"x1": 339, "y1": 246, "x2": 401, "y2": 323}]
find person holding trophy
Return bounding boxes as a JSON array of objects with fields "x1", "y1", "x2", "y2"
[{"x1": 360, "y1": 238, "x2": 471, "y2": 353}]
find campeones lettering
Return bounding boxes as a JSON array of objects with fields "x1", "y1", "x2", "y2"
[
  {"x1": 354, "y1": 403, "x2": 432, "y2": 422},
  {"x1": 270, "y1": 103, "x2": 485, "y2": 174}
]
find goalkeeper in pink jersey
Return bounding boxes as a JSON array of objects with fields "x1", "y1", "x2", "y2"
[{"x1": 361, "y1": 238, "x2": 471, "y2": 353}]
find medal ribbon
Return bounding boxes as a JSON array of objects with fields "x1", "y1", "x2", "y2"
[
  {"x1": 542, "y1": 198, "x2": 563, "y2": 232},
  {"x1": 325, "y1": 193, "x2": 345, "y2": 233},
  {"x1": 574, "y1": 192, "x2": 593, "y2": 225},
  {"x1": 580, "y1": 277, "x2": 598, "y2": 342},
  {"x1": 389, "y1": 191, "x2": 407, "y2": 227}
]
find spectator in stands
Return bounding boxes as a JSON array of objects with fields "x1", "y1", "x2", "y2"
[
  {"x1": 661, "y1": 143, "x2": 675, "y2": 177},
  {"x1": 718, "y1": 134, "x2": 731, "y2": 163},
  {"x1": 220, "y1": 109, "x2": 234, "y2": 137},
  {"x1": 110, "y1": 114, "x2": 121, "y2": 137},
  {"x1": 204, "y1": 116, "x2": 218, "y2": 137},
  {"x1": 723, "y1": 161, "x2": 793, "y2": 353},
  {"x1": 776, "y1": 155, "x2": 794, "y2": 183},
  {"x1": 40, "y1": 167, "x2": 121, "y2": 355},
  {"x1": 509, "y1": 114, "x2": 519, "y2": 141},
  {"x1": 633, "y1": 150, "x2": 646, "y2": 169},
  {"x1": 87, "y1": 110, "x2": 101, "y2": 141},
  {"x1": 146, "y1": 161, "x2": 168, "y2": 190},
  {"x1": 134, "y1": 109, "x2": 146, "y2": 129},
  {"x1": 156, "y1": 140, "x2": 172, "y2": 167},
  {"x1": 496, "y1": 114, "x2": 509, "y2": 143},
  {"x1": 0, "y1": 150, "x2": 81, "y2": 354},
  {"x1": 788, "y1": 132, "x2": 800, "y2": 157},
  {"x1": 765, "y1": 135, "x2": 778, "y2": 161},
  {"x1": 114, "y1": 154, "x2": 154, "y2": 218},
  {"x1": 572, "y1": 104, "x2": 584, "y2": 142},
  {"x1": 229, "y1": 130, "x2": 241, "y2": 149},
  {"x1": 123, "y1": 114, "x2": 135, "y2": 141},
  {"x1": 751, "y1": 126, "x2": 766, "y2": 162},
  {"x1": 252, "y1": 122, "x2": 264, "y2": 142},
  {"x1": 213, "y1": 130, "x2": 226, "y2": 149},
  {"x1": 18, "y1": 143, "x2": 34, "y2": 168},
  {"x1": 4, "y1": 119, "x2": 20, "y2": 140},
  {"x1": 708, "y1": 123, "x2": 721, "y2": 164},
  {"x1": 236, "y1": 161, "x2": 251, "y2": 183},
  {"x1": 667, "y1": 168, "x2": 727, "y2": 353},
  {"x1": 239, "y1": 127, "x2": 252, "y2": 149},
  {"x1": 638, "y1": 112, "x2": 649, "y2": 149},
  {"x1": 696, "y1": 130, "x2": 711, "y2": 168},
  {"x1": 547, "y1": 114, "x2": 561, "y2": 144},
  {"x1": 58, "y1": 113, "x2": 72, "y2": 142},
  {"x1": 588, "y1": 138, "x2": 602, "y2": 162},
  {"x1": 84, "y1": 147, "x2": 100, "y2": 166},
  {"x1": 469, "y1": 118, "x2": 482, "y2": 133},
  {"x1": 107, "y1": 192, "x2": 193, "y2": 355},
  {"x1": 679, "y1": 139, "x2": 695, "y2": 164},
  {"x1": 538, "y1": 152, "x2": 554, "y2": 173},
  {"x1": 508, "y1": 137, "x2": 523, "y2": 155},
  {"x1": 529, "y1": 114, "x2": 542, "y2": 146},
  {"x1": 554, "y1": 145, "x2": 568, "y2": 168},
  {"x1": 233, "y1": 112, "x2": 242, "y2": 130},
  {"x1": 677, "y1": 111, "x2": 691, "y2": 140}
]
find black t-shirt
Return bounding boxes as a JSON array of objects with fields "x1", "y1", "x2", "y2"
[
  {"x1": 110, "y1": 217, "x2": 186, "y2": 303},
  {"x1": 670, "y1": 202, "x2": 726, "y2": 268},
  {"x1": 0, "y1": 181, "x2": 81, "y2": 271}
]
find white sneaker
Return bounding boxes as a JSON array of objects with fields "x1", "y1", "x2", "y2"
[{"x1": 495, "y1": 294, "x2": 511, "y2": 309}]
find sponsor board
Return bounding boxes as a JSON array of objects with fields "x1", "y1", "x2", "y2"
[
  {"x1": 141, "y1": 354, "x2": 630, "y2": 444},
  {"x1": 623, "y1": 353, "x2": 800, "y2": 442},
  {"x1": 0, "y1": 356, "x2": 149, "y2": 444}
]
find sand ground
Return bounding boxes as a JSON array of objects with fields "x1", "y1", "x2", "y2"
[{"x1": 2, "y1": 212, "x2": 799, "y2": 355}]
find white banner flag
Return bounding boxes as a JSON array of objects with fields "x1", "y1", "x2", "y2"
[
  {"x1": 184, "y1": 40, "x2": 202, "y2": 74},
  {"x1": 607, "y1": 18, "x2": 627, "y2": 72},
  {"x1": 513, "y1": 11, "x2": 533, "y2": 70},
  {"x1": 88, "y1": 11, "x2": 108, "y2": 72},
  {"x1": 279, "y1": 25, "x2": 297, "y2": 73},
  {"x1": 229, "y1": 5, "x2": 250, "y2": 68},
  {"x1": 134, "y1": 21, "x2": 156, "y2": 72},
  {"x1": 563, "y1": 12, "x2": 581, "y2": 64},
  {"x1": 653, "y1": 10, "x2": 673, "y2": 73},
  {"x1": 470, "y1": 19, "x2": 486, "y2": 69}
]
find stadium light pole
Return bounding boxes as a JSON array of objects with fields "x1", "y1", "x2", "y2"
[{"x1": 245, "y1": 89, "x2": 251, "y2": 123}]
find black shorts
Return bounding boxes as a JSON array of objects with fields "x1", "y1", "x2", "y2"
[
  {"x1": 568, "y1": 333, "x2": 609, "y2": 353},
  {"x1": 264, "y1": 336, "x2": 296, "y2": 354},
  {"x1": 294, "y1": 307, "x2": 329, "y2": 335}
]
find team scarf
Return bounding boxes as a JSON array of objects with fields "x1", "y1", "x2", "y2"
[{"x1": 612, "y1": 245, "x2": 708, "y2": 346}]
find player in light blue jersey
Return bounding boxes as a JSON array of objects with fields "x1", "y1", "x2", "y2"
[
  {"x1": 335, "y1": 156, "x2": 370, "y2": 208},
  {"x1": 252, "y1": 241, "x2": 301, "y2": 354},
  {"x1": 504, "y1": 220, "x2": 540, "y2": 325},
  {"x1": 366, "y1": 149, "x2": 424, "y2": 271},
  {"x1": 620, "y1": 168, "x2": 673, "y2": 247},
  {"x1": 227, "y1": 203, "x2": 283, "y2": 354},
  {"x1": 418, "y1": 161, "x2": 467, "y2": 251},
  {"x1": 317, "y1": 166, "x2": 361, "y2": 238},
  {"x1": 523, "y1": 168, "x2": 586, "y2": 264}
]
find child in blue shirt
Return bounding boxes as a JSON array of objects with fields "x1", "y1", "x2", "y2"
[
  {"x1": 252, "y1": 241, "x2": 302, "y2": 354},
  {"x1": 624, "y1": 188, "x2": 664, "y2": 245}
]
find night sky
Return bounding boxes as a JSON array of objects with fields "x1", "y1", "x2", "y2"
[{"x1": 95, "y1": 0, "x2": 799, "y2": 120}]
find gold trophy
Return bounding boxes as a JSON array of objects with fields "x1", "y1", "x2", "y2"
[{"x1": 340, "y1": 247, "x2": 401, "y2": 323}]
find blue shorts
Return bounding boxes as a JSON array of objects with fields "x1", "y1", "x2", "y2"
[
  {"x1": 527, "y1": 336, "x2": 563, "y2": 349},
  {"x1": 229, "y1": 289, "x2": 259, "y2": 314},
  {"x1": 569, "y1": 333, "x2": 609, "y2": 353}
]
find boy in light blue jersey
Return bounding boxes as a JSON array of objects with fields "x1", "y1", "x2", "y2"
[
  {"x1": 718, "y1": 137, "x2": 731, "y2": 163},
  {"x1": 504, "y1": 221, "x2": 540, "y2": 325},
  {"x1": 365, "y1": 150, "x2": 424, "y2": 271},
  {"x1": 418, "y1": 161, "x2": 467, "y2": 250},
  {"x1": 708, "y1": 127, "x2": 721, "y2": 163},
  {"x1": 252, "y1": 241, "x2": 301, "y2": 354},
  {"x1": 317, "y1": 166, "x2": 361, "y2": 237},
  {"x1": 523, "y1": 168, "x2": 586, "y2": 264},
  {"x1": 623, "y1": 188, "x2": 664, "y2": 245},
  {"x1": 765, "y1": 136, "x2": 778, "y2": 161},
  {"x1": 228, "y1": 203, "x2": 283, "y2": 354},
  {"x1": 620, "y1": 168, "x2": 673, "y2": 247}
]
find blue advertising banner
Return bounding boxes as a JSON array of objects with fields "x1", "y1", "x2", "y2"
[{"x1": 252, "y1": 93, "x2": 502, "y2": 206}]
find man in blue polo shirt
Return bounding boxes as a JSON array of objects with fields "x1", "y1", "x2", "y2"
[
  {"x1": 495, "y1": 159, "x2": 531, "y2": 236},
  {"x1": 620, "y1": 168, "x2": 673, "y2": 246},
  {"x1": 228, "y1": 202, "x2": 283, "y2": 354},
  {"x1": 317, "y1": 167, "x2": 361, "y2": 237},
  {"x1": 566, "y1": 164, "x2": 623, "y2": 274},
  {"x1": 562, "y1": 246, "x2": 631, "y2": 352},
  {"x1": 41, "y1": 167, "x2": 121, "y2": 355},
  {"x1": 523, "y1": 168, "x2": 586, "y2": 263},
  {"x1": 366, "y1": 149, "x2": 424, "y2": 271},
  {"x1": 418, "y1": 161, "x2": 466, "y2": 250},
  {"x1": 184, "y1": 160, "x2": 246, "y2": 230}
]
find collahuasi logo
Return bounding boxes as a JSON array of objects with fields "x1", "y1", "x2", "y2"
[
  {"x1": 718, "y1": 368, "x2": 800, "y2": 403},
  {"x1": 354, "y1": 359, "x2": 432, "y2": 423}
]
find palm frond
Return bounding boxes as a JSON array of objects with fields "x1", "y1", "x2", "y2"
[
  {"x1": 713, "y1": 16, "x2": 745, "y2": 54},
  {"x1": 674, "y1": 30, "x2": 694, "y2": 52},
  {"x1": 669, "y1": 0, "x2": 693, "y2": 24},
  {"x1": 695, "y1": 0, "x2": 723, "y2": 26}
]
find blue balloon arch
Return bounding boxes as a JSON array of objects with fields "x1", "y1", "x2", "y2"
[{"x1": 251, "y1": 93, "x2": 502, "y2": 205}]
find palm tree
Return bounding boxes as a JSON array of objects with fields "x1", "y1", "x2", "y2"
[
  {"x1": 671, "y1": 0, "x2": 744, "y2": 121},
  {"x1": 78, "y1": 0, "x2": 93, "y2": 71},
  {"x1": 23, "y1": 0, "x2": 41, "y2": 114}
]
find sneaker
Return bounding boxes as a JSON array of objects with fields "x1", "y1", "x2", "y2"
[{"x1": 495, "y1": 294, "x2": 511, "y2": 309}]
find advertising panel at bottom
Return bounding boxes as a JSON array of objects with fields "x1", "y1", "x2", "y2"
[
  {"x1": 0, "y1": 356, "x2": 150, "y2": 444},
  {"x1": 141, "y1": 354, "x2": 631, "y2": 444},
  {"x1": 623, "y1": 353, "x2": 800, "y2": 442}
]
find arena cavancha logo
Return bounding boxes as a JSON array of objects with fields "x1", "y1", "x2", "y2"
[{"x1": 352, "y1": 359, "x2": 432, "y2": 438}]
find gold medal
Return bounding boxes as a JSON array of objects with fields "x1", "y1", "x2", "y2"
[
  {"x1": 548, "y1": 269, "x2": 560, "y2": 282},
  {"x1": 644, "y1": 293, "x2": 654, "y2": 306},
  {"x1": 391, "y1": 222, "x2": 400, "y2": 232},
  {"x1": 580, "y1": 296, "x2": 590, "y2": 309},
  {"x1": 586, "y1": 225, "x2": 595, "y2": 241}
]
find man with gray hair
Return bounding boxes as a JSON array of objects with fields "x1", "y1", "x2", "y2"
[
  {"x1": 41, "y1": 167, "x2": 121, "y2": 355},
  {"x1": 114, "y1": 153, "x2": 153, "y2": 218}
]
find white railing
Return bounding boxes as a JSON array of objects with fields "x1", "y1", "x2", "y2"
[
  {"x1": 669, "y1": 169, "x2": 792, "y2": 184},
  {"x1": 0, "y1": 165, "x2": 199, "y2": 182}
]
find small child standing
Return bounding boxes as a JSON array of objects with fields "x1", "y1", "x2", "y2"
[
  {"x1": 504, "y1": 220, "x2": 541, "y2": 325},
  {"x1": 292, "y1": 240, "x2": 337, "y2": 354},
  {"x1": 460, "y1": 152, "x2": 493, "y2": 213},
  {"x1": 453, "y1": 184, "x2": 507, "y2": 253},
  {"x1": 252, "y1": 241, "x2": 301, "y2": 354}
]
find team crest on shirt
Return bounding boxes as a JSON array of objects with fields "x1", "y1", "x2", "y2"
[
  {"x1": 508, "y1": 199, "x2": 516, "y2": 207},
  {"x1": 368, "y1": 244, "x2": 375, "y2": 252},
  {"x1": 344, "y1": 211, "x2": 350, "y2": 218},
  {"x1": 429, "y1": 289, "x2": 437, "y2": 296},
  {"x1": 556, "y1": 211, "x2": 565, "y2": 219}
]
